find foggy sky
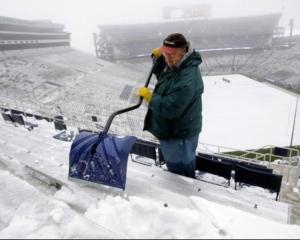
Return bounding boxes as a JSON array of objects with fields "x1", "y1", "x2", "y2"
[{"x1": 0, "y1": 0, "x2": 299, "y2": 54}]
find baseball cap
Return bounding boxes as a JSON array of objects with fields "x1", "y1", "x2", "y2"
[{"x1": 160, "y1": 33, "x2": 189, "y2": 54}]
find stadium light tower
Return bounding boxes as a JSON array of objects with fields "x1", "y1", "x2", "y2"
[
  {"x1": 290, "y1": 97, "x2": 299, "y2": 147},
  {"x1": 289, "y1": 18, "x2": 294, "y2": 48}
]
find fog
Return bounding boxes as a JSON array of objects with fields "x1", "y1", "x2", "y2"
[{"x1": 0, "y1": 0, "x2": 299, "y2": 53}]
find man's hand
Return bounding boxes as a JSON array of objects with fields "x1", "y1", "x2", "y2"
[
  {"x1": 151, "y1": 48, "x2": 162, "y2": 59},
  {"x1": 137, "y1": 87, "x2": 153, "y2": 103}
]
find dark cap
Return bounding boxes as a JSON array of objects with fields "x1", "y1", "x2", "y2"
[{"x1": 163, "y1": 33, "x2": 189, "y2": 48}]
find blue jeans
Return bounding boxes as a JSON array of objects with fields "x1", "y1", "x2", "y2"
[{"x1": 159, "y1": 134, "x2": 199, "y2": 178}]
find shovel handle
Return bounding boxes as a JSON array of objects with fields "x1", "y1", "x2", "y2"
[{"x1": 102, "y1": 64, "x2": 154, "y2": 134}]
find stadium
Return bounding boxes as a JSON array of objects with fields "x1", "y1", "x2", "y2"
[{"x1": 1, "y1": 8, "x2": 300, "y2": 237}]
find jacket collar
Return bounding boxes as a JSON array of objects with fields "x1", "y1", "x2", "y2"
[{"x1": 176, "y1": 47, "x2": 193, "y2": 68}]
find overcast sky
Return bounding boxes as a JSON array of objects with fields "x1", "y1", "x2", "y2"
[{"x1": 1, "y1": 0, "x2": 299, "y2": 54}]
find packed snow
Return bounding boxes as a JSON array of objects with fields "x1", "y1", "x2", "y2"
[
  {"x1": 0, "y1": 165, "x2": 300, "y2": 239},
  {"x1": 0, "y1": 113, "x2": 300, "y2": 238}
]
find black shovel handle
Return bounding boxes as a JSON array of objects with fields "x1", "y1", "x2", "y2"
[{"x1": 102, "y1": 64, "x2": 154, "y2": 134}]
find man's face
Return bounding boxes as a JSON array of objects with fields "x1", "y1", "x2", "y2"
[{"x1": 162, "y1": 48, "x2": 186, "y2": 68}]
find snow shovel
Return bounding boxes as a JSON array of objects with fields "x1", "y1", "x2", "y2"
[{"x1": 69, "y1": 65, "x2": 154, "y2": 190}]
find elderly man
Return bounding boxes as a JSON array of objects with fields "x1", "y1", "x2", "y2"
[{"x1": 138, "y1": 33, "x2": 204, "y2": 178}]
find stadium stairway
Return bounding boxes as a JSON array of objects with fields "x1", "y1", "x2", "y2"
[{"x1": 0, "y1": 118, "x2": 291, "y2": 224}]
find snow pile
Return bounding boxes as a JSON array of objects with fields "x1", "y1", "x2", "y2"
[
  {"x1": 0, "y1": 73, "x2": 300, "y2": 238},
  {"x1": 1, "y1": 167, "x2": 300, "y2": 239}
]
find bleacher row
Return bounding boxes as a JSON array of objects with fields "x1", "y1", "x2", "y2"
[
  {"x1": 196, "y1": 152, "x2": 282, "y2": 201},
  {"x1": 1, "y1": 107, "x2": 283, "y2": 200},
  {"x1": 1, "y1": 108, "x2": 67, "y2": 132},
  {"x1": 199, "y1": 38, "x2": 300, "y2": 93},
  {"x1": 130, "y1": 138, "x2": 283, "y2": 201}
]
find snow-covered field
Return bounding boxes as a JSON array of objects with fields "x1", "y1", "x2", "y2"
[{"x1": 200, "y1": 74, "x2": 300, "y2": 150}]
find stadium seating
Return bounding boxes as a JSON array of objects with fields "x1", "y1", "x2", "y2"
[
  {"x1": 95, "y1": 14, "x2": 281, "y2": 61},
  {"x1": 11, "y1": 109, "x2": 24, "y2": 115},
  {"x1": 53, "y1": 130, "x2": 75, "y2": 142},
  {"x1": 234, "y1": 164, "x2": 283, "y2": 201},
  {"x1": 237, "y1": 161, "x2": 273, "y2": 174},
  {"x1": 11, "y1": 113, "x2": 25, "y2": 126},
  {"x1": 130, "y1": 139, "x2": 159, "y2": 166},
  {"x1": 1, "y1": 109, "x2": 38, "y2": 130},
  {"x1": 91, "y1": 116, "x2": 98, "y2": 122},
  {"x1": 54, "y1": 115, "x2": 67, "y2": 131},
  {"x1": 0, "y1": 107, "x2": 285, "y2": 200},
  {"x1": 1, "y1": 111, "x2": 13, "y2": 123},
  {"x1": 273, "y1": 147, "x2": 289, "y2": 158},
  {"x1": 196, "y1": 152, "x2": 279, "y2": 194},
  {"x1": 195, "y1": 155, "x2": 233, "y2": 186},
  {"x1": 0, "y1": 16, "x2": 70, "y2": 51},
  {"x1": 197, "y1": 152, "x2": 270, "y2": 172}
]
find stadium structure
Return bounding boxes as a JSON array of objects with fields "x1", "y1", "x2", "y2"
[
  {"x1": 94, "y1": 13, "x2": 281, "y2": 60},
  {"x1": 1, "y1": 13, "x2": 300, "y2": 227},
  {"x1": 94, "y1": 13, "x2": 300, "y2": 94},
  {"x1": 1, "y1": 13, "x2": 299, "y2": 153},
  {"x1": 0, "y1": 16, "x2": 70, "y2": 51}
]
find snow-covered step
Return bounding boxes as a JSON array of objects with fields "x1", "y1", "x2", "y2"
[
  {"x1": 0, "y1": 141, "x2": 68, "y2": 181},
  {"x1": 0, "y1": 117, "x2": 291, "y2": 226},
  {"x1": 127, "y1": 160, "x2": 290, "y2": 224},
  {"x1": 7, "y1": 132, "x2": 289, "y2": 225},
  {"x1": 0, "y1": 168, "x2": 121, "y2": 238},
  {"x1": 0, "y1": 130, "x2": 64, "y2": 159},
  {"x1": 0, "y1": 122, "x2": 68, "y2": 150},
  {"x1": 1, "y1": 131, "x2": 43, "y2": 151},
  {"x1": 0, "y1": 122, "x2": 70, "y2": 155},
  {"x1": 0, "y1": 141, "x2": 26, "y2": 161},
  {"x1": 0, "y1": 135, "x2": 64, "y2": 170}
]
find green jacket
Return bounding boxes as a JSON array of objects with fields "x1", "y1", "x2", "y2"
[{"x1": 144, "y1": 50, "x2": 204, "y2": 140}]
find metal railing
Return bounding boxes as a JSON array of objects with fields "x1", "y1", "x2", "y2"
[
  {"x1": 240, "y1": 145, "x2": 300, "y2": 164},
  {"x1": 198, "y1": 142, "x2": 300, "y2": 184},
  {"x1": 197, "y1": 142, "x2": 267, "y2": 164}
]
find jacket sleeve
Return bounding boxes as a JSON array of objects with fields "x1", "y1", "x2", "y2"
[{"x1": 149, "y1": 68, "x2": 201, "y2": 119}]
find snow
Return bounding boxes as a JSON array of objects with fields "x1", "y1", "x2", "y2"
[
  {"x1": 0, "y1": 119, "x2": 298, "y2": 239},
  {"x1": 201, "y1": 74, "x2": 300, "y2": 150},
  {"x1": 0, "y1": 163, "x2": 300, "y2": 239},
  {"x1": 0, "y1": 170, "x2": 114, "y2": 239},
  {"x1": 0, "y1": 70, "x2": 300, "y2": 237}
]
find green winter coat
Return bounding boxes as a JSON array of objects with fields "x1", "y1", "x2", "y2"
[{"x1": 144, "y1": 50, "x2": 204, "y2": 140}]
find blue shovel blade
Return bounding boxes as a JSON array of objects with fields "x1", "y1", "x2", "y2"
[{"x1": 69, "y1": 131, "x2": 137, "y2": 190}]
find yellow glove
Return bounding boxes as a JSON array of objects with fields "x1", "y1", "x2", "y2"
[
  {"x1": 137, "y1": 87, "x2": 153, "y2": 103},
  {"x1": 151, "y1": 47, "x2": 162, "y2": 59}
]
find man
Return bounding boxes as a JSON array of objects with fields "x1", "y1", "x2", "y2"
[{"x1": 137, "y1": 33, "x2": 204, "y2": 178}]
